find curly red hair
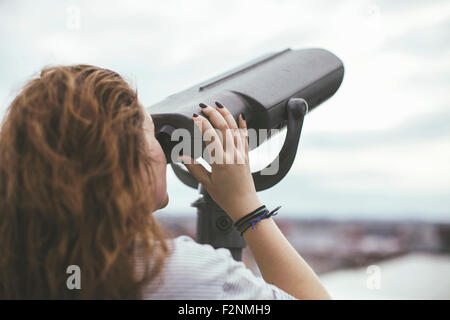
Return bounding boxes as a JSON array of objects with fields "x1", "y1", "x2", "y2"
[{"x1": 0, "y1": 65, "x2": 169, "y2": 299}]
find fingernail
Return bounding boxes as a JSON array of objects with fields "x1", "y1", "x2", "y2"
[
  {"x1": 199, "y1": 103, "x2": 208, "y2": 109},
  {"x1": 241, "y1": 113, "x2": 246, "y2": 120},
  {"x1": 215, "y1": 101, "x2": 224, "y2": 108},
  {"x1": 193, "y1": 113, "x2": 199, "y2": 117}
]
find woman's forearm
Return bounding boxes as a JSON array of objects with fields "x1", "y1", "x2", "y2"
[
  {"x1": 181, "y1": 104, "x2": 329, "y2": 299},
  {"x1": 242, "y1": 217, "x2": 331, "y2": 300}
]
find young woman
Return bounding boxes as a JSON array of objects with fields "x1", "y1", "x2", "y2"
[{"x1": 0, "y1": 65, "x2": 330, "y2": 299}]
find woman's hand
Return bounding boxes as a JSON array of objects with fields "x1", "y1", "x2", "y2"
[
  {"x1": 178, "y1": 102, "x2": 262, "y2": 222},
  {"x1": 179, "y1": 102, "x2": 331, "y2": 300}
]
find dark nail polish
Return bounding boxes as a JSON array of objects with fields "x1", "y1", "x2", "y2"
[
  {"x1": 193, "y1": 113, "x2": 199, "y2": 117},
  {"x1": 215, "y1": 101, "x2": 224, "y2": 108},
  {"x1": 199, "y1": 103, "x2": 207, "y2": 108},
  {"x1": 241, "y1": 113, "x2": 246, "y2": 120}
]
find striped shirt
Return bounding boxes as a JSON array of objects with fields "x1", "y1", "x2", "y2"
[{"x1": 142, "y1": 235, "x2": 296, "y2": 300}]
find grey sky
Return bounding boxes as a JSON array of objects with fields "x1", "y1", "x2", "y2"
[{"x1": 0, "y1": 0, "x2": 449, "y2": 220}]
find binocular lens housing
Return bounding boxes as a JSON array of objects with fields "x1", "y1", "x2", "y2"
[{"x1": 148, "y1": 48, "x2": 344, "y2": 190}]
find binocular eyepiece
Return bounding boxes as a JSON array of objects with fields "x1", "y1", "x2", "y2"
[{"x1": 148, "y1": 48, "x2": 344, "y2": 191}]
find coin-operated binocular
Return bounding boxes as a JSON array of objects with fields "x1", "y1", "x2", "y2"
[{"x1": 148, "y1": 48, "x2": 344, "y2": 260}]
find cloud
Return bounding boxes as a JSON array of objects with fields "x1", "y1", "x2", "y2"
[
  {"x1": 0, "y1": 0, "x2": 449, "y2": 220},
  {"x1": 302, "y1": 109, "x2": 450, "y2": 150},
  {"x1": 384, "y1": 19, "x2": 450, "y2": 59}
]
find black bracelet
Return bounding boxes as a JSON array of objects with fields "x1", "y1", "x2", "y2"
[
  {"x1": 234, "y1": 205, "x2": 267, "y2": 230},
  {"x1": 239, "y1": 206, "x2": 282, "y2": 236}
]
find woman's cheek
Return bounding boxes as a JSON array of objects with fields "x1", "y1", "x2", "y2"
[
  {"x1": 152, "y1": 139, "x2": 169, "y2": 210},
  {"x1": 155, "y1": 161, "x2": 169, "y2": 209}
]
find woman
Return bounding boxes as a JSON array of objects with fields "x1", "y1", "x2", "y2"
[{"x1": 0, "y1": 65, "x2": 330, "y2": 299}]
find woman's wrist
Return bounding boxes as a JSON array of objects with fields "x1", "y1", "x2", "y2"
[
  {"x1": 242, "y1": 216, "x2": 276, "y2": 239},
  {"x1": 226, "y1": 196, "x2": 263, "y2": 222}
]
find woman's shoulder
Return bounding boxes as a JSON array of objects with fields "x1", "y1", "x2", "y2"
[
  {"x1": 142, "y1": 235, "x2": 295, "y2": 300},
  {"x1": 170, "y1": 235, "x2": 233, "y2": 261},
  {"x1": 168, "y1": 235, "x2": 242, "y2": 271},
  {"x1": 142, "y1": 235, "x2": 236, "y2": 299}
]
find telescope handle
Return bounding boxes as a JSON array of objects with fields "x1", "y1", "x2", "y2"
[
  {"x1": 171, "y1": 97, "x2": 308, "y2": 192},
  {"x1": 252, "y1": 97, "x2": 307, "y2": 191}
]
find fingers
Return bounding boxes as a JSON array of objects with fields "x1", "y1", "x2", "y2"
[
  {"x1": 238, "y1": 113, "x2": 249, "y2": 153},
  {"x1": 192, "y1": 112, "x2": 224, "y2": 163},
  {"x1": 192, "y1": 112, "x2": 222, "y2": 149},
  {"x1": 214, "y1": 101, "x2": 238, "y2": 130},
  {"x1": 199, "y1": 103, "x2": 229, "y2": 131},
  {"x1": 199, "y1": 103, "x2": 234, "y2": 152},
  {"x1": 193, "y1": 102, "x2": 248, "y2": 164},
  {"x1": 178, "y1": 155, "x2": 211, "y2": 186},
  {"x1": 214, "y1": 101, "x2": 242, "y2": 155}
]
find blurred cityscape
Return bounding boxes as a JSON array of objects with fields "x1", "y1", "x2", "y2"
[{"x1": 155, "y1": 214, "x2": 450, "y2": 275}]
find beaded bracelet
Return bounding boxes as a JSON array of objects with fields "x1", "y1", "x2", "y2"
[
  {"x1": 234, "y1": 205, "x2": 268, "y2": 230},
  {"x1": 238, "y1": 206, "x2": 282, "y2": 236}
]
